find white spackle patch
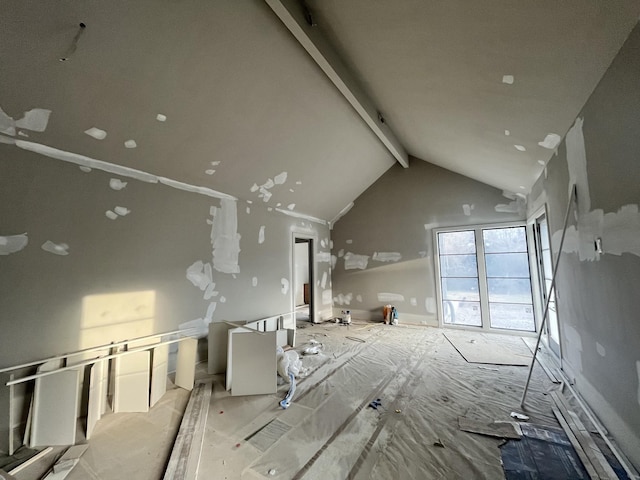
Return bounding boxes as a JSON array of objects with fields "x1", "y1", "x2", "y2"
[
  {"x1": 502, "y1": 75, "x2": 514, "y2": 85},
  {"x1": 114, "y1": 206, "x2": 130, "y2": 216},
  {"x1": 250, "y1": 183, "x2": 259, "y2": 193},
  {"x1": 419, "y1": 251, "x2": 427, "y2": 258},
  {"x1": 331, "y1": 255, "x2": 337, "y2": 269},
  {"x1": 514, "y1": 145, "x2": 526, "y2": 152},
  {"x1": 356, "y1": 294, "x2": 363, "y2": 303},
  {"x1": 372, "y1": 252, "x2": 401, "y2": 262},
  {"x1": 495, "y1": 191, "x2": 526, "y2": 215},
  {"x1": 267, "y1": 207, "x2": 273, "y2": 212},
  {"x1": 552, "y1": 204, "x2": 640, "y2": 261},
  {"x1": 321, "y1": 272, "x2": 327, "y2": 289},
  {"x1": 344, "y1": 252, "x2": 369, "y2": 270},
  {"x1": 205, "y1": 169, "x2": 216, "y2": 175},
  {"x1": 124, "y1": 139, "x2": 137, "y2": 149},
  {"x1": 0, "y1": 233, "x2": 28, "y2": 255},
  {"x1": 0, "y1": 106, "x2": 16, "y2": 136},
  {"x1": 246, "y1": 200, "x2": 252, "y2": 204},
  {"x1": 289, "y1": 189, "x2": 295, "y2": 193},
  {"x1": 336, "y1": 293, "x2": 353, "y2": 306},
  {"x1": 424, "y1": 223, "x2": 438, "y2": 231},
  {"x1": 79, "y1": 166, "x2": 92, "y2": 173},
  {"x1": 330, "y1": 240, "x2": 333, "y2": 249},
  {"x1": 425, "y1": 297, "x2": 436, "y2": 314},
  {"x1": 462, "y1": 204, "x2": 475, "y2": 216},
  {"x1": 320, "y1": 239, "x2": 326, "y2": 248},
  {"x1": 410, "y1": 297, "x2": 417, "y2": 307},
  {"x1": 377, "y1": 293, "x2": 405, "y2": 303},
  {"x1": 538, "y1": 133, "x2": 561, "y2": 150},
  {"x1": 338, "y1": 249, "x2": 344, "y2": 258},
  {"x1": 252, "y1": 277, "x2": 258, "y2": 287},
  {"x1": 346, "y1": 239, "x2": 353, "y2": 244},
  {"x1": 505, "y1": 130, "x2": 511, "y2": 136},
  {"x1": 322, "y1": 290, "x2": 332, "y2": 305},
  {"x1": 84, "y1": 127, "x2": 107, "y2": 140},
  {"x1": 211, "y1": 199, "x2": 241, "y2": 274},
  {"x1": 296, "y1": 180, "x2": 302, "y2": 185},
  {"x1": 566, "y1": 117, "x2": 590, "y2": 215},
  {"x1": 246, "y1": 207, "x2": 250, "y2": 214},
  {"x1": 595, "y1": 342, "x2": 606, "y2": 357},
  {"x1": 274, "y1": 172, "x2": 287, "y2": 185},
  {"x1": 105, "y1": 210, "x2": 118, "y2": 220},
  {"x1": 211, "y1": 161, "x2": 220, "y2": 166},
  {"x1": 538, "y1": 159, "x2": 546, "y2": 166},
  {"x1": 563, "y1": 325, "x2": 583, "y2": 373},
  {"x1": 316, "y1": 251, "x2": 330, "y2": 263},
  {"x1": 220, "y1": 296, "x2": 226, "y2": 303},
  {"x1": 41, "y1": 241, "x2": 69, "y2": 256},
  {"x1": 156, "y1": 114, "x2": 167, "y2": 122},
  {"x1": 287, "y1": 203, "x2": 295, "y2": 211},
  {"x1": 109, "y1": 178, "x2": 127, "y2": 190},
  {"x1": 15, "y1": 109, "x2": 51, "y2": 132},
  {"x1": 258, "y1": 225, "x2": 265, "y2": 244},
  {"x1": 281, "y1": 278, "x2": 290, "y2": 295}
]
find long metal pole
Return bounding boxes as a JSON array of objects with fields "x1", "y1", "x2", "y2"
[{"x1": 520, "y1": 184, "x2": 577, "y2": 408}]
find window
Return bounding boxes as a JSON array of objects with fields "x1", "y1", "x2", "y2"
[{"x1": 436, "y1": 225, "x2": 535, "y2": 332}]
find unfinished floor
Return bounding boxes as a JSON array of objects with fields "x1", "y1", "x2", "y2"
[{"x1": 12, "y1": 322, "x2": 581, "y2": 479}]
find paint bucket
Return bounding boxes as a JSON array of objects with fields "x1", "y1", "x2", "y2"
[{"x1": 342, "y1": 310, "x2": 351, "y2": 325}]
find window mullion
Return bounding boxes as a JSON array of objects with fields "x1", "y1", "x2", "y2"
[{"x1": 476, "y1": 228, "x2": 491, "y2": 331}]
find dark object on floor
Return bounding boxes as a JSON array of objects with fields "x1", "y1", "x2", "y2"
[
  {"x1": 368, "y1": 398, "x2": 382, "y2": 410},
  {"x1": 500, "y1": 424, "x2": 590, "y2": 479}
]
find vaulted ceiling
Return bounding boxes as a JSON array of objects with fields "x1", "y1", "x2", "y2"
[{"x1": 2, "y1": 1, "x2": 639, "y2": 221}]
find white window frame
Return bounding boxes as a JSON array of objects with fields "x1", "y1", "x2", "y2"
[{"x1": 433, "y1": 221, "x2": 537, "y2": 336}]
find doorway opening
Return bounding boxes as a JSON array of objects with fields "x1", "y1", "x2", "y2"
[{"x1": 293, "y1": 237, "x2": 314, "y2": 324}]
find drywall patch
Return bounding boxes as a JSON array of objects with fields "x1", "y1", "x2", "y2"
[
  {"x1": 331, "y1": 255, "x2": 337, "y2": 269},
  {"x1": 124, "y1": 140, "x2": 137, "y2": 149},
  {"x1": 462, "y1": 204, "x2": 474, "y2": 216},
  {"x1": 252, "y1": 277, "x2": 258, "y2": 287},
  {"x1": 41, "y1": 241, "x2": 69, "y2": 256},
  {"x1": 502, "y1": 75, "x2": 514, "y2": 85},
  {"x1": 258, "y1": 226, "x2": 265, "y2": 244},
  {"x1": 563, "y1": 325, "x2": 583, "y2": 373},
  {"x1": 211, "y1": 199, "x2": 241, "y2": 274},
  {"x1": 114, "y1": 206, "x2": 130, "y2": 217},
  {"x1": 596, "y1": 342, "x2": 606, "y2": 357},
  {"x1": 538, "y1": 133, "x2": 561, "y2": 150},
  {"x1": 287, "y1": 203, "x2": 295, "y2": 211},
  {"x1": 275, "y1": 208, "x2": 326, "y2": 225},
  {"x1": 321, "y1": 272, "x2": 327, "y2": 289},
  {"x1": 337, "y1": 249, "x2": 344, "y2": 258},
  {"x1": 424, "y1": 223, "x2": 438, "y2": 231},
  {"x1": 0, "y1": 233, "x2": 28, "y2": 255},
  {"x1": 246, "y1": 207, "x2": 251, "y2": 214},
  {"x1": 322, "y1": 290, "x2": 332, "y2": 305},
  {"x1": 321, "y1": 239, "x2": 327, "y2": 248},
  {"x1": 566, "y1": 117, "x2": 590, "y2": 215},
  {"x1": 274, "y1": 172, "x2": 288, "y2": 185},
  {"x1": 220, "y1": 296, "x2": 226, "y2": 303},
  {"x1": 15, "y1": 109, "x2": 51, "y2": 132},
  {"x1": 495, "y1": 191, "x2": 526, "y2": 215},
  {"x1": 156, "y1": 114, "x2": 167, "y2": 122},
  {"x1": 85, "y1": 127, "x2": 107, "y2": 140},
  {"x1": 356, "y1": 295, "x2": 363, "y2": 303},
  {"x1": 505, "y1": 130, "x2": 511, "y2": 136},
  {"x1": 281, "y1": 278, "x2": 289, "y2": 295},
  {"x1": 372, "y1": 252, "x2": 402, "y2": 262},
  {"x1": 205, "y1": 169, "x2": 216, "y2": 175},
  {"x1": 316, "y1": 252, "x2": 331, "y2": 263},
  {"x1": 377, "y1": 293, "x2": 405, "y2": 303},
  {"x1": 79, "y1": 166, "x2": 92, "y2": 173},
  {"x1": 410, "y1": 297, "x2": 417, "y2": 307},
  {"x1": 105, "y1": 210, "x2": 118, "y2": 220},
  {"x1": 334, "y1": 293, "x2": 353, "y2": 306},
  {"x1": 425, "y1": 297, "x2": 436, "y2": 314},
  {"x1": 109, "y1": 178, "x2": 128, "y2": 190},
  {"x1": 346, "y1": 239, "x2": 353, "y2": 244},
  {"x1": 553, "y1": 204, "x2": 640, "y2": 261},
  {"x1": 344, "y1": 252, "x2": 369, "y2": 270},
  {"x1": 330, "y1": 202, "x2": 354, "y2": 228},
  {"x1": 514, "y1": 145, "x2": 526, "y2": 152}
]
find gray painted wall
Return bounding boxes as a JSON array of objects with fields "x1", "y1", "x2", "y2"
[
  {"x1": 0, "y1": 144, "x2": 331, "y2": 452},
  {"x1": 527, "y1": 23, "x2": 640, "y2": 467},
  {"x1": 331, "y1": 157, "x2": 523, "y2": 324}
]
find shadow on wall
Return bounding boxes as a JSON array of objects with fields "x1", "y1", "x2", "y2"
[{"x1": 81, "y1": 290, "x2": 156, "y2": 351}]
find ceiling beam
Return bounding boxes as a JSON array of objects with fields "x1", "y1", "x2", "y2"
[{"x1": 265, "y1": 0, "x2": 409, "y2": 168}]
